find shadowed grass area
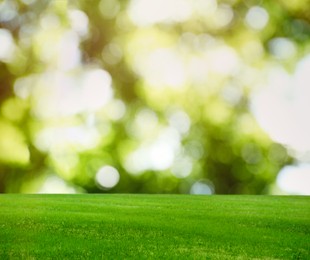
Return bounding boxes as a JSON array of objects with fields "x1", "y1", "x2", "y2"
[{"x1": 0, "y1": 195, "x2": 309, "y2": 259}]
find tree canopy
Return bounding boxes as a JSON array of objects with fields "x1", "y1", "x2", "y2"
[{"x1": 0, "y1": 0, "x2": 309, "y2": 194}]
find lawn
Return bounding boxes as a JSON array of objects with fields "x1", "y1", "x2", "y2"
[{"x1": 0, "y1": 195, "x2": 309, "y2": 259}]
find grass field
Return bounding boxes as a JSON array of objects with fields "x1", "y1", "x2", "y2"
[{"x1": 0, "y1": 195, "x2": 309, "y2": 259}]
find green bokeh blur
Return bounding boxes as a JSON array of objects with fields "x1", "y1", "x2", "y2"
[{"x1": 0, "y1": 0, "x2": 309, "y2": 194}]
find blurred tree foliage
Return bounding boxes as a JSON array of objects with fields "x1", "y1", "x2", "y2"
[{"x1": 0, "y1": 0, "x2": 309, "y2": 194}]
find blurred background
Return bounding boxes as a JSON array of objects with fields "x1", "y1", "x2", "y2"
[{"x1": 0, "y1": 0, "x2": 309, "y2": 194}]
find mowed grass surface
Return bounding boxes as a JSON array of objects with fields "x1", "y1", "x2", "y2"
[{"x1": 0, "y1": 195, "x2": 309, "y2": 259}]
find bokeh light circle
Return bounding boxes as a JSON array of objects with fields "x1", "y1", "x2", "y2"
[{"x1": 96, "y1": 166, "x2": 120, "y2": 189}]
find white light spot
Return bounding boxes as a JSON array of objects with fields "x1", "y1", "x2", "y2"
[
  {"x1": 68, "y1": 9, "x2": 89, "y2": 37},
  {"x1": 209, "y1": 46, "x2": 239, "y2": 75},
  {"x1": 168, "y1": 110, "x2": 191, "y2": 135},
  {"x1": 149, "y1": 141, "x2": 175, "y2": 170},
  {"x1": 35, "y1": 25, "x2": 81, "y2": 70},
  {"x1": 251, "y1": 55, "x2": 310, "y2": 154},
  {"x1": 171, "y1": 156, "x2": 193, "y2": 178},
  {"x1": 38, "y1": 175, "x2": 77, "y2": 194},
  {"x1": 188, "y1": 57, "x2": 210, "y2": 84},
  {"x1": 58, "y1": 31, "x2": 81, "y2": 70},
  {"x1": 136, "y1": 48, "x2": 187, "y2": 88},
  {"x1": 34, "y1": 126, "x2": 101, "y2": 152},
  {"x1": 124, "y1": 147, "x2": 150, "y2": 175},
  {"x1": 18, "y1": 25, "x2": 37, "y2": 48},
  {"x1": 128, "y1": 0, "x2": 192, "y2": 26},
  {"x1": 0, "y1": 29, "x2": 15, "y2": 62},
  {"x1": 124, "y1": 127, "x2": 181, "y2": 174},
  {"x1": 190, "y1": 180, "x2": 214, "y2": 195},
  {"x1": 268, "y1": 38, "x2": 296, "y2": 60},
  {"x1": 215, "y1": 4, "x2": 234, "y2": 28},
  {"x1": 129, "y1": 108, "x2": 159, "y2": 138},
  {"x1": 96, "y1": 166, "x2": 120, "y2": 189},
  {"x1": 193, "y1": 0, "x2": 217, "y2": 17},
  {"x1": 14, "y1": 75, "x2": 34, "y2": 99},
  {"x1": 245, "y1": 6, "x2": 269, "y2": 30},
  {"x1": 82, "y1": 69, "x2": 113, "y2": 111},
  {"x1": 221, "y1": 84, "x2": 242, "y2": 106},
  {"x1": 31, "y1": 72, "x2": 80, "y2": 118},
  {"x1": 106, "y1": 100, "x2": 126, "y2": 121},
  {"x1": 277, "y1": 164, "x2": 310, "y2": 195},
  {"x1": 29, "y1": 69, "x2": 112, "y2": 119},
  {"x1": 0, "y1": 1, "x2": 17, "y2": 22}
]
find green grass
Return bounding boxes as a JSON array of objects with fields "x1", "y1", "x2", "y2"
[{"x1": 0, "y1": 195, "x2": 309, "y2": 259}]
